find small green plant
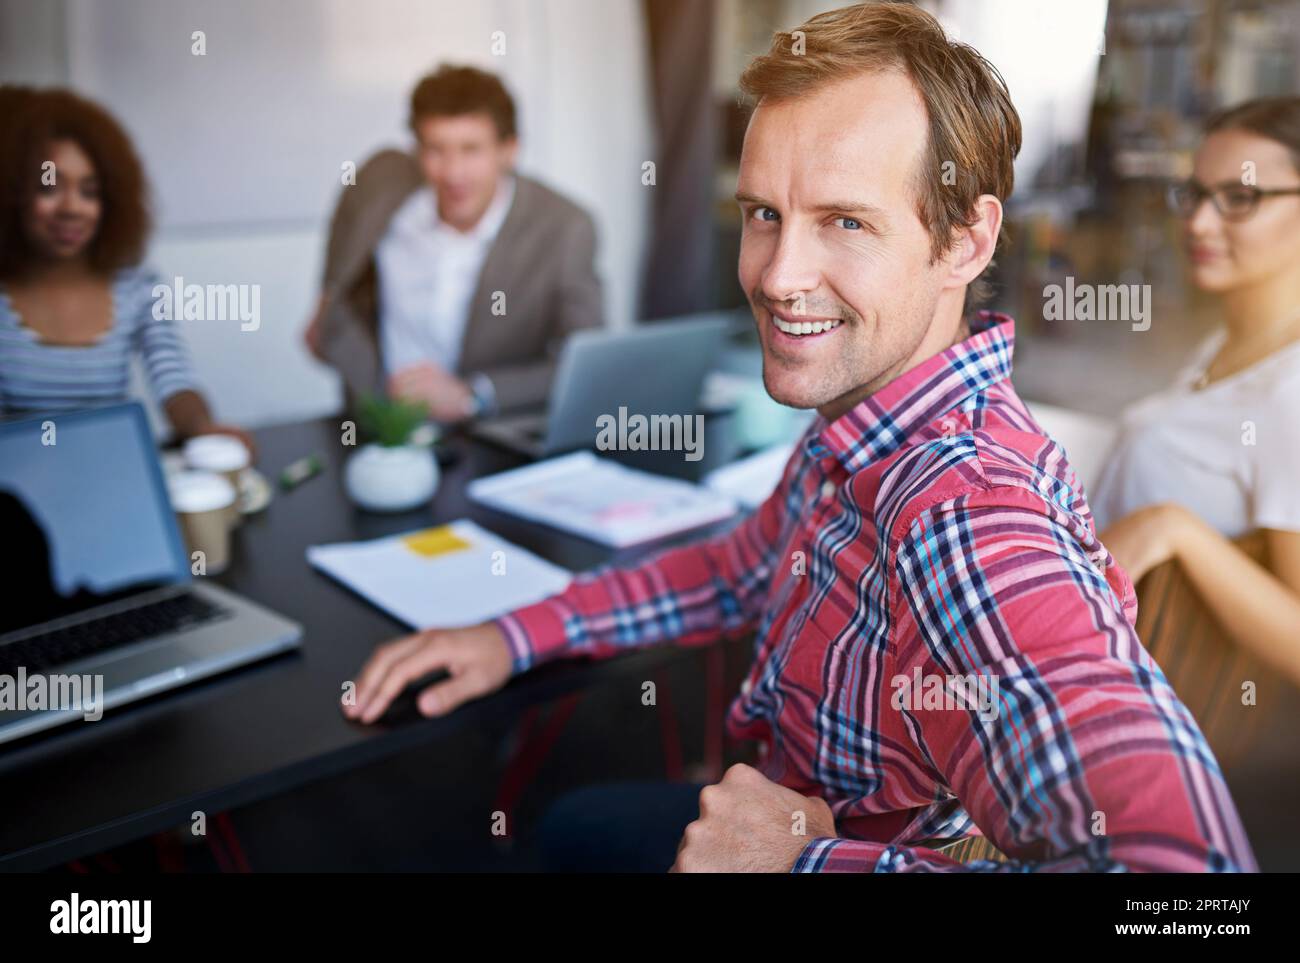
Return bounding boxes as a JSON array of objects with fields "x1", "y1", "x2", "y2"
[{"x1": 357, "y1": 394, "x2": 429, "y2": 447}]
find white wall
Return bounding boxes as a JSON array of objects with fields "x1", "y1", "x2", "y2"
[
  {"x1": 148, "y1": 228, "x2": 337, "y2": 429},
  {"x1": 714, "y1": 0, "x2": 1108, "y2": 200},
  {"x1": 0, "y1": 0, "x2": 66, "y2": 85},
  {"x1": 4, "y1": 0, "x2": 654, "y2": 427},
  {"x1": 929, "y1": 0, "x2": 1109, "y2": 189}
]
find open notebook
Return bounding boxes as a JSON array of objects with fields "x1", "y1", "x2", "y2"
[
  {"x1": 307, "y1": 519, "x2": 572, "y2": 628},
  {"x1": 467, "y1": 451, "x2": 738, "y2": 548}
]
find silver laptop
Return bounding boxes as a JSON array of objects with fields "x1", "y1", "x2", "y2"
[
  {"x1": 472, "y1": 313, "x2": 736, "y2": 459},
  {"x1": 0, "y1": 403, "x2": 301, "y2": 745}
]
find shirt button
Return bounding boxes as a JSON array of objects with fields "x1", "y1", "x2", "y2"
[{"x1": 820, "y1": 480, "x2": 836, "y2": 500}]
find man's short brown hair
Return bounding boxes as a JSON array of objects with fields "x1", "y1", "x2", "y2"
[
  {"x1": 409, "y1": 65, "x2": 517, "y2": 141},
  {"x1": 740, "y1": 1, "x2": 1022, "y2": 302}
]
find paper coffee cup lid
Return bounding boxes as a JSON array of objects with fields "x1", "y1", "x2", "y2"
[
  {"x1": 184, "y1": 434, "x2": 250, "y2": 472},
  {"x1": 168, "y1": 470, "x2": 237, "y2": 513}
]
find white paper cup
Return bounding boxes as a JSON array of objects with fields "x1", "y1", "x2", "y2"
[
  {"x1": 184, "y1": 434, "x2": 250, "y2": 524},
  {"x1": 168, "y1": 470, "x2": 236, "y2": 574}
]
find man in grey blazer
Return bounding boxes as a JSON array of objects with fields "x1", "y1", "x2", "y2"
[{"x1": 304, "y1": 65, "x2": 604, "y2": 420}]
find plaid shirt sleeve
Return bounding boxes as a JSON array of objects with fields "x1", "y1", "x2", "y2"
[
  {"x1": 491, "y1": 466, "x2": 791, "y2": 675},
  {"x1": 792, "y1": 486, "x2": 1258, "y2": 873}
]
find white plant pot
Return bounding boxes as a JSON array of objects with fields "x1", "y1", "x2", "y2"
[{"x1": 344, "y1": 443, "x2": 438, "y2": 513}]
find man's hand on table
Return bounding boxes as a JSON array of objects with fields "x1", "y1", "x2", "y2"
[
  {"x1": 343, "y1": 621, "x2": 512, "y2": 724},
  {"x1": 386, "y1": 361, "x2": 476, "y2": 424},
  {"x1": 344, "y1": 633, "x2": 839, "y2": 872},
  {"x1": 671, "y1": 763, "x2": 837, "y2": 872}
]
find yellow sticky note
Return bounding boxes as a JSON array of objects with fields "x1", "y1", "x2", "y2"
[{"x1": 402, "y1": 526, "x2": 471, "y2": 558}]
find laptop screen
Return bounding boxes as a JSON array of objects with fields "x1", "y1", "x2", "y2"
[{"x1": 0, "y1": 404, "x2": 189, "y2": 635}]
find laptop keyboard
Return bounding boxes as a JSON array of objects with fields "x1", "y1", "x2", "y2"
[{"x1": 0, "y1": 591, "x2": 230, "y2": 677}]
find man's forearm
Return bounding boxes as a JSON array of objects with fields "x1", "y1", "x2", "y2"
[
  {"x1": 493, "y1": 538, "x2": 765, "y2": 674},
  {"x1": 163, "y1": 389, "x2": 215, "y2": 440},
  {"x1": 890, "y1": 493, "x2": 1258, "y2": 874},
  {"x1": 469, "y1": 358, "x2": 554, "y2": 413},
  {"x1": 494, "y1": 485, "x2": 789, "y2": 674}
]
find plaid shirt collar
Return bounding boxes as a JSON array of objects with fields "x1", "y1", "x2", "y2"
[{"x1": 803, "y1": 310, "x2": 1016, "y2": 474}]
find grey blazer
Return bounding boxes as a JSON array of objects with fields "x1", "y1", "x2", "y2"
[{"x1": 317, "y1": 149, "x2": 604, "y2": 411}]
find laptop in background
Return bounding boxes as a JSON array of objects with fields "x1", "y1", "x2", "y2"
[
  {"x1": 471, "y1": 313, "x2": 736, "y2": 460},
  {"x1": 0, "y1": 403, "x2": 301, "y2": 745}
]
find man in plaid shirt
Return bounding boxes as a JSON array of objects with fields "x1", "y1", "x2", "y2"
[{"x1": 347, "y1": 2, "x2": 1257, "y2": 873}]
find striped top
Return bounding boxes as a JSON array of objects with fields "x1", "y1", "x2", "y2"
[
  {"x1": 495, "y1": 311, "x2": 1257, "y2": 873},
  {"x1": 0, "y1": 266, "x2": 198, "y2": 415}
]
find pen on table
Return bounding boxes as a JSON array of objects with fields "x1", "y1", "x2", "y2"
[{"x1": 280, "y1": 453, "x2": 323, "y2": 490}]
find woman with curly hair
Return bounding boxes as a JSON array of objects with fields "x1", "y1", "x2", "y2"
[{"x1": 0, "y1": 86, "x2": 250, "y2": 448}]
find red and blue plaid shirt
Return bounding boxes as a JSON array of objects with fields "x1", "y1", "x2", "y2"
[{"x1": 495, "y1": 312, "x2": 1257, "y2": 872}]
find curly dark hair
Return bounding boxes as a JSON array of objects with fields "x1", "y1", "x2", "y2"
[{"x1": 0, "y1": 86, "x2": 151, "y2": 280}]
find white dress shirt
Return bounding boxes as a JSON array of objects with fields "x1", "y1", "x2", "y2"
[
  {"x1": 1091, "y1": 328, "x2": 1300, "y2": 537},
  {"x1": 377, "y1": 176, "x2": 515, "y2": 376}
]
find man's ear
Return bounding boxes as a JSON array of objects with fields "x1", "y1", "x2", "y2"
[
  {"x1": 944, "y1": 194, "x2": 1003, "y2": 290},
  {"x1": 500, "y1": 135, "x2": 520, "y2": 171}
]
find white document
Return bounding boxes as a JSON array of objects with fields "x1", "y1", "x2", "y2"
[
  {"x1": 702, "y1": 442, "x2": 796, "y2": 509},
  {"x1": 306, "y1": 518, "x2": 572, "y2": 629},
  {"x1": 466, "y1": 451, "x2": 738, "y2": 548}
]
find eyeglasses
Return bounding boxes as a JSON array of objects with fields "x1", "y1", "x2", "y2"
[{"x1": 1167, "y1": 179, "x2": 1300, "y2": 221}]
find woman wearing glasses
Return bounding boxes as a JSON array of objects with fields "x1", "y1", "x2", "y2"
[{"x1": 1093, "y1": 97, "x2": 1300, "y2": 685}]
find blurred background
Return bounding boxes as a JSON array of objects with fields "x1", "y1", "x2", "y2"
[{"x1": 2, "y1": 0, "x2": 1297, "y2": 429}]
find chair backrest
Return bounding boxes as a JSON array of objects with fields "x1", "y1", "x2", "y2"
[
  {"x1": 1133, "y1": 531, "x2": 1278, "y2": 771},
  {"x1": 934, "y1": 834, "x2": 1009, "y2": 865}
]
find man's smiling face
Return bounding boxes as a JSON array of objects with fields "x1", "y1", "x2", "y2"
[{"x1": 737, "y1": 68, "x2": 959, "y2": 421}]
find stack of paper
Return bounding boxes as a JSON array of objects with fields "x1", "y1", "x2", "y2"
[
  {"x1": 307, "y1": 519, "x2": 572, "y2": 628},
  {"x1": 702, "y1": 442, "x2": 796, "y2": 509},
  {"x1": 467, "y1": 451, "x2": 738, "y2": 548}
]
